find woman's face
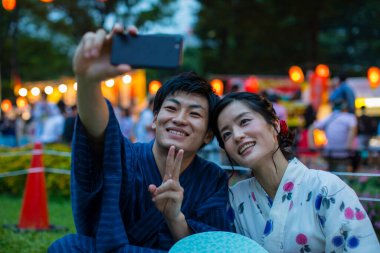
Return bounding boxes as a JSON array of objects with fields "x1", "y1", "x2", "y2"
[{"x1": 217, "y1": 101, "x2": 278, "y2": 168}]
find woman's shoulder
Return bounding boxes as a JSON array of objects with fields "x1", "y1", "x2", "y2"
[
  {"x1": 304, "y1": 168, "x2": 353, "y2": 196},
  {"x1": 230, "y1": 177, "x2": 255, "y2": 194}
]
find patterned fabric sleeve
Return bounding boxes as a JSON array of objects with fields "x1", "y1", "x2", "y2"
[
  {"x1": 316, "y1": 172, "x2": 380, "y2": 252},
  {"x1": 71, "y1": 113, "x2": 104, "y2": 236}
]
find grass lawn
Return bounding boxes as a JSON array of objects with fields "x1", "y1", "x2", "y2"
[{"x1": 0, "y1": 194, "x2": 75, "y2": 253}]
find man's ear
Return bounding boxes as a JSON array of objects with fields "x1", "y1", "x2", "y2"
[
  {"x1": 152, "y1": 114, "x2": 157, "y2": 130},
  {"x1": 203, "y1": 130, "x2": 213, "y2": 145}
]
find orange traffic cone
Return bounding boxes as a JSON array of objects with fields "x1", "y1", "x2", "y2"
[{"x1": 18, "y1": 142, "x2": 50, "y2": 230}]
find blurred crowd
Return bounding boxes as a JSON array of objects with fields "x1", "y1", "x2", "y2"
[
  {"x1": 0, "y1": 95, "x2": 156, "y2": 147},
  {"x1": 1, "y1": 75, "x2": 380, "y2": 174}
]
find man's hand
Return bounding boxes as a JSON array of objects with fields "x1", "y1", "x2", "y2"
[
  {"x1": 73, "y1": 24, "x2": 134, "y2": 84},
  {"x1": 74, "y1": 25, "x2": 136, "y2": 140},
  {"x1": 149, "y1": 146, "x2": 184, "y2": 221},
  {"x1": 149, "y1": 146, "x2": 191, "y2": 241}
]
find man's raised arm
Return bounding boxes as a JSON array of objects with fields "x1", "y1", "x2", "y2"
[{"x1": 73, "y1": 25, "x2": 132, "y2": 143}]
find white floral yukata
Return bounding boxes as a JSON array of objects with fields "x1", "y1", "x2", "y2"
[{"x1": 229, "y1": 158, "x2": 380, "y2": 253}]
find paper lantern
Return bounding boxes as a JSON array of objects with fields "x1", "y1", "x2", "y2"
[
  {"x1": 1, "y1": 99, "x2": 13, "y2": 112},
  {"x1": 289, "y1": 66, "x2": 304, "y2": 83},
  {"x1": 211, "y1": 79, "x2": 224, "y2": 96},
  {"x1": 149, "y1": 80, "x2": 161, "y2": 95},
  {"x1": 367, "y1": 66, "x2": 380, "y2": 89},
  {"x1": 2, "y1": 0, "x2": 16, "y2": 11},
  {"x1": 315, "y1": 64, "x2": 330, "y2": 78},
  {"x1": 244, "y1": 76, "x2": 259, "y2": 93},
  {"x1": 16, "y1": 97, "x2": 28, "y2": 109}
]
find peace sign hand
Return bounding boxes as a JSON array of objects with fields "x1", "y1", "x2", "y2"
[{"x1": 148, "y1": 146, "x2": 184, "y2": 221}]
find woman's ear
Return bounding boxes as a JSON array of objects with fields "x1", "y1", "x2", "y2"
[{"x1": 274, "y1": 120, "x2": 281, "y2": 136}]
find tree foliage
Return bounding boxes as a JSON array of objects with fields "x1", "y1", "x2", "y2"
[
  {"x1": 194, "y1": 0, "x2": 380, "y2": 76},
  {"x1": 0, "y1": 0, "x2": 177, "y2": 91}
]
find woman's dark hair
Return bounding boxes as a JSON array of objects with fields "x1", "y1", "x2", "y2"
[
  {"x1": 211, "y1": 92, "x2": 295, "y2": 161},
  {"x1": 153, "y1": 71, "x2": 219, "y2": 132}
]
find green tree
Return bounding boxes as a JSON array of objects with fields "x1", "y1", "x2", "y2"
[
  {"x1": 194, "y1": 0, "x2": 380, "y2": 76},
  {"x1": 0, "y1": 0, "x2": 177, "y2": 97}
]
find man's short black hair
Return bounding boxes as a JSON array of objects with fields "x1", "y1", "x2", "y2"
[
  {"x1": 338, "y1": 73, "x2": 347, "y2": 82},
  {"x1": 153, "y1": 71, "x2": 219, "y2": 132}
]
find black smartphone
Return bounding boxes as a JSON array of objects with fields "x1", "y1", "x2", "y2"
[{"x1": 110, "y1": 33, "x2": 184, "y2": 69}]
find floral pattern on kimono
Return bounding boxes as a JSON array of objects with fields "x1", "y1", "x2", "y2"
[{"x1": 229, "y1": 158, "x2": 380, "y2": 253}]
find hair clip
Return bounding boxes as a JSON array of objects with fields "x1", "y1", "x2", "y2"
[{"x1": 280, "y1": 120, "x2": 288, "y2": 136}]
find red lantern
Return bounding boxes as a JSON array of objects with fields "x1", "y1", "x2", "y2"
[
  {"x1": 211, "y1": 79, "x2": 224, "y2": 96},
  {"x1": 2, "y1": 0, "x2": 16, "y2": 11},
  {"x1": 1, "y1": 99, "x2": 13, "y2": 112},
  {"x1": 39, "y1": 0, "x2": 53, "y2": 2},
  {"x1": 148, "y1": 80, "x2": 161, "y2": 95},
  {"x1": 315, "y1": 64, "x2": 330, "y2": 78},
  {"x1": 16, "y1": 97, "x2": 28, "y2": 109},
  {"x1": 288, "y1": 66, "x2": 304, "y2": 83},
  {"x1": 367, "y1": 67, "x2": 380, "y2": 89},
  {"x1": 244, "y1": 76, "x2": 259, "y2": 93}
]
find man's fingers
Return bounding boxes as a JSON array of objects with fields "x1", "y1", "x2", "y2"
[
  {"x1": 173, "y1": 149, "x2": 183, "y2": 181},
  {"x1": 156, "y1": 179, "x2": 182, "y2": 194},
  {"x1": 152, "y1": 191, "x2": 183, "y2": 202},
  {"x1": 82, "y1": 32, "x2": 96, "y2": 58},
  {"x1": 164, "y1": 146, "x2": 176, "y2": 181},
  {"x1": 126, "y1": 25, "x2": 138, "y2": 36},
  {"x1": 116, "y1": 64, "x2": 131, "y2": 73},
  {"x1": 148, "y1": 184, "x2": 157, "y2": 194},
  {"x1": 91, "y1": 29, "x2": 107, "y2": 57},
  {"x1": 106, "y1": 23, "x2": 124, "y2": 41},
  {"x1": 111, "y1": 23, "x2": 124, "y2": 35}
]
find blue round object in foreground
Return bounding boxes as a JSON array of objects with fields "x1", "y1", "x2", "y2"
[{"x1": 169, "y1": 231, "x2": 268, "y2": 253}]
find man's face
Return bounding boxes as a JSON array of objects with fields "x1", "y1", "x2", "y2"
[{"x1": 153, "y1": 92, "x2": 212, "y2": 154}]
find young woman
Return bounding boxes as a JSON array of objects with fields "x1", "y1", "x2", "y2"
[{"x1": 212, "y1": 92, "x2": 379, "y2": 253}]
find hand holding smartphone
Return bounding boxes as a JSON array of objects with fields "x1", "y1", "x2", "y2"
[{"x1": 111, "y1": 33, "x2": 184, "y2": 69}]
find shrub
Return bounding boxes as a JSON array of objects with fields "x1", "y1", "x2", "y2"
[{"x1": 0, "y1": 143, "x2": 71, "y2": 198}]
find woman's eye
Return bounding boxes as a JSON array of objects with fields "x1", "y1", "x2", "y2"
[{"x1": 241, "y1": 118, "x2": 251, "y2": 125}]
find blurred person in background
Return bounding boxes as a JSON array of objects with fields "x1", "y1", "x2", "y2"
[
  {"x1": 62, "y1": 105, "x2": 78, "y2": 144},
  {"x1": 357, "y1": 106, "x2": 377, "y2": 166},
  {"x1": 0, "y1": 110, "x2": 17, "y2": 147},
  {"x1": 357, "y1": 106, "x2": 377, "y2": 149},
  {"x1": 119, "y1": 107, "x2": 134, "y2": 142},
  {"x1": 135, "y1": 96, "x2": 155, "y2": 143},
  {"x1": 268, "y1": 93, "x2": 288, "y2": 121},
  {"x1": 329, "y1": 74, "x2": 356, "y2": 114},
  {"x1": 296, "y1": 104, "x2": 317, "y2": 166},
  {"x1": 32, "y1": 93, "x2": 58, "y2": 141},
  {"x1": 309, "y1": 100, "x2": 357, "y2": 172},
  {"x1": 40, "y1": 102, "x2": 65, "y2": 143}
]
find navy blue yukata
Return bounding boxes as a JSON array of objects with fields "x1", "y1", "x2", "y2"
[{"x1": 49, "y1": 100, "x2": 231, "y2": 253}]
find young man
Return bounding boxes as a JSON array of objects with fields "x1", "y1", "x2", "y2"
[{"x1": 48, "y1": 25, "x2": 230, "y2": 253}]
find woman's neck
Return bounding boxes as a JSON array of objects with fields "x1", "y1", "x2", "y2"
[{"x1": 252, "y1": 153, "x2": 289, "y2": 199}]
